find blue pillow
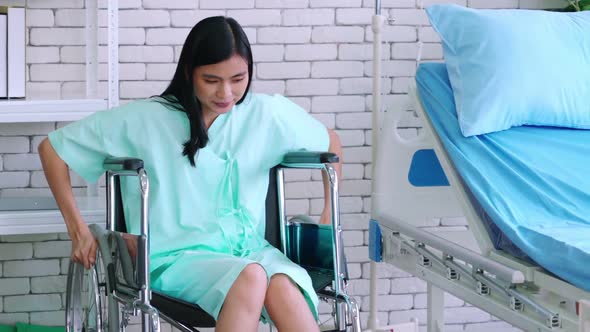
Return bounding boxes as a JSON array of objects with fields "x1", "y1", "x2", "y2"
[{"x1": 426, "y1": 4, "x2": 590, "y2": 136}]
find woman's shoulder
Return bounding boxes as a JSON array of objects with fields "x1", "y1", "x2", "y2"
[
  {"x1": 246, "y1": 93, "x2": 293, "y2": 106},
  {"x1": 240, "y1": 93, "x2": 300, "y2": 116},
  {"x1": 101, "y1": 98, "x2": 183, "y2": 120},
  {"x1": 114, "y1": 98, "x2": 177, "y2": 112},
  {"x1": 77, "y1": 98, "x2": 185, "y2": 133}
]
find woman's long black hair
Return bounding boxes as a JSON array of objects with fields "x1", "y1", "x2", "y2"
[{"x1": 157, "y1": 16, "x2": 253, "y2": 166}]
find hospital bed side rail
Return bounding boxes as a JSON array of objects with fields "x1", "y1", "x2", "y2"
[
  {"x1": 375, "y1": 214, "x2": 525, "y2": 285},
  {"x1": 373, "y1": 216, "x2": 580, "y2": 331}
]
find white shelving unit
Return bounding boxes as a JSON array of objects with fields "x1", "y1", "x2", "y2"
[
  {"x1": 0, "y1": 0, "x2": 119, "y2": 123},
  {"x1": 0, "y1": 0, "x2": 119, "y2": 234}
]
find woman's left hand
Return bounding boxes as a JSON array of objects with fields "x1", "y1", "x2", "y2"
[
  {"x1": 122, "y1": 232, "x2": 138, "y2": 261},
  {"x1": 319, "y1": 208, "x2": 332, "y2": 225}
]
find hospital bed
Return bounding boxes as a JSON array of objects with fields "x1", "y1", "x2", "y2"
[
  {"x1": 64, "y1": 152, "x2": 362, "y2": 332},
  {"x1": 367, "y1": 62, "x2": 590, "y2": 332}
]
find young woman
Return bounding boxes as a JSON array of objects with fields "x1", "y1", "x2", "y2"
[{"x1": 39, "y1": 16, "x2": 342, "y2": 332}]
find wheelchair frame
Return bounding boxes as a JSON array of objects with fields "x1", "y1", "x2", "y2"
[{"x1": 65, "y1": 152, "x2": 361, "y2": 332}]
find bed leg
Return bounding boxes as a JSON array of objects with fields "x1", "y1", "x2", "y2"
[
  {"x1": 427, "y1": 283, "x2": 444, "y2": 332},
  {"x1": 581, "y1": 300, "x2": 590, "y2": 332}
]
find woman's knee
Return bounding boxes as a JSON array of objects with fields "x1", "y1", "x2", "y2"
[
  {"x1": 219, "y1": 264, "x2": 268, "y2": 325},
  {"x1": 268, "y1": 273, "x2": 295, "y2": 291},
  {"x1": 266, "y1": 273, "x2": 300, "y2": 303},
  {"x1": 235, "y1": 263, "x2": 268, "y2": 296},
  {"x1": 265, "y1": 274, "x2": 317, "y2": 328}
]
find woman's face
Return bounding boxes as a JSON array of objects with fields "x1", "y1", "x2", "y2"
[{"x1": 192, "y1": 54, "x2": 249, "y2": 128}]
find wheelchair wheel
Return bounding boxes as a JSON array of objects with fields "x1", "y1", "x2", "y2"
[{"x1": 65, "y1": 251, "x2": 111, "y2": 332}]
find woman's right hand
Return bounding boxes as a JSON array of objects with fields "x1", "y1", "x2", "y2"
[
  {"x1": 39, "y1": 138, "x2": 98, "y2": 270},
  {"x1": 70, "y1": 224, "x2": 98, "y2": 270}
]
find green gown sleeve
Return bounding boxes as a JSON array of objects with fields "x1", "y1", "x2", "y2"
[
  {"x1": 48, "y1": 102, "x2": 140, "y2": 183},
  {"x1": 269, "y1": 94, "x2": 330, "y2": 154}
]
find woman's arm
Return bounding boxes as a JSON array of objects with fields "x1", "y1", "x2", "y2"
[
  {"x1": 38, "y1": 138, "x2": 97, "y2": 269},
  {"x1": 319, "y1": 129, "x2": 342, "y2": 225}
]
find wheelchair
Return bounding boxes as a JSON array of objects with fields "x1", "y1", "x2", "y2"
[{"x1": 64, "y1": 151, "x2": 362, "y2": 332}]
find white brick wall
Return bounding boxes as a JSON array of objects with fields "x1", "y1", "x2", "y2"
[{"x1": 0, "y1": 0, "x2": 567, "y2": 329}]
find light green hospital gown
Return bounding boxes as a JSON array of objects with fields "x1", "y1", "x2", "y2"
[{"x1": 48, "y1": 93, "x2": 329, "y2": 320}]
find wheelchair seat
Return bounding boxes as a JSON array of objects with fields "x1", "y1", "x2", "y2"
[{"x1": 151, "y1": 293, "x2": 216, "y2": 327}]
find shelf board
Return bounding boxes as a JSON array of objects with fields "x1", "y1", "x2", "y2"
[
  {"x1": 0, "y1": 99, "x2": 108, "y2": 123},
  {"x1": 0, "y1": 196, "x2": 105, "y2": 235}
]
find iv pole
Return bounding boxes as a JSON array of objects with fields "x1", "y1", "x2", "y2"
[
  {"x1": 366, "y1": 0, "x2": 424, "y2": 329},
  {"x1": 367, "y1": 0, "x2": 386, "y2": 331}
]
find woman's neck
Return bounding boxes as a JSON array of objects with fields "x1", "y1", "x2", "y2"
[{"x1": 203, "y1": 112, "x2": 219, "y2": 130}]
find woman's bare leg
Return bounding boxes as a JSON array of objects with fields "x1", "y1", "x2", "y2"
[
  {"x1": 264, "y1": 274, "x2": 319, "y2": 332},
  {"x1": 216, "y1": 264, "x2": 268, "y2": 332}
]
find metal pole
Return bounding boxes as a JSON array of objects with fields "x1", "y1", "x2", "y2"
[
  {"x1": 368, "y1": 0, "x2": 386, "y2": 329},
  {"x1": 108, "y1": 0, "x2": 119, "y2": 108},
  {"x1": 138, "y1": 169, "x2": 150, "y2": 332},
  {"x1": 106, "y1": 172, "x2": 116, "y2": 231},
  {"x1": 85, "y1": 0, "x2": 97, "y2": 100},
  {"x1": 325, "y1": 164, "x2": 346, "y2": 330},
  {"x1": 85, "y1": 0, "x2": 99, "y2": 197},
  {"x1": 276, "y1": 169, "x2": 288, "y2": 254}
]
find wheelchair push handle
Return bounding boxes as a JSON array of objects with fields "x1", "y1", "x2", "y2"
[{"x1": 104, "y1": 157, "x2": 144, "y2": 172}]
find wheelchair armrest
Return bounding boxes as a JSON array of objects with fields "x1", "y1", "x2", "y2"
[
  {"x1": 103, "y1": 157, "x2": 144, "y2": 172},
  {"x1": 281, "y1": 151, "x2": 338, "y2": 167}
]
